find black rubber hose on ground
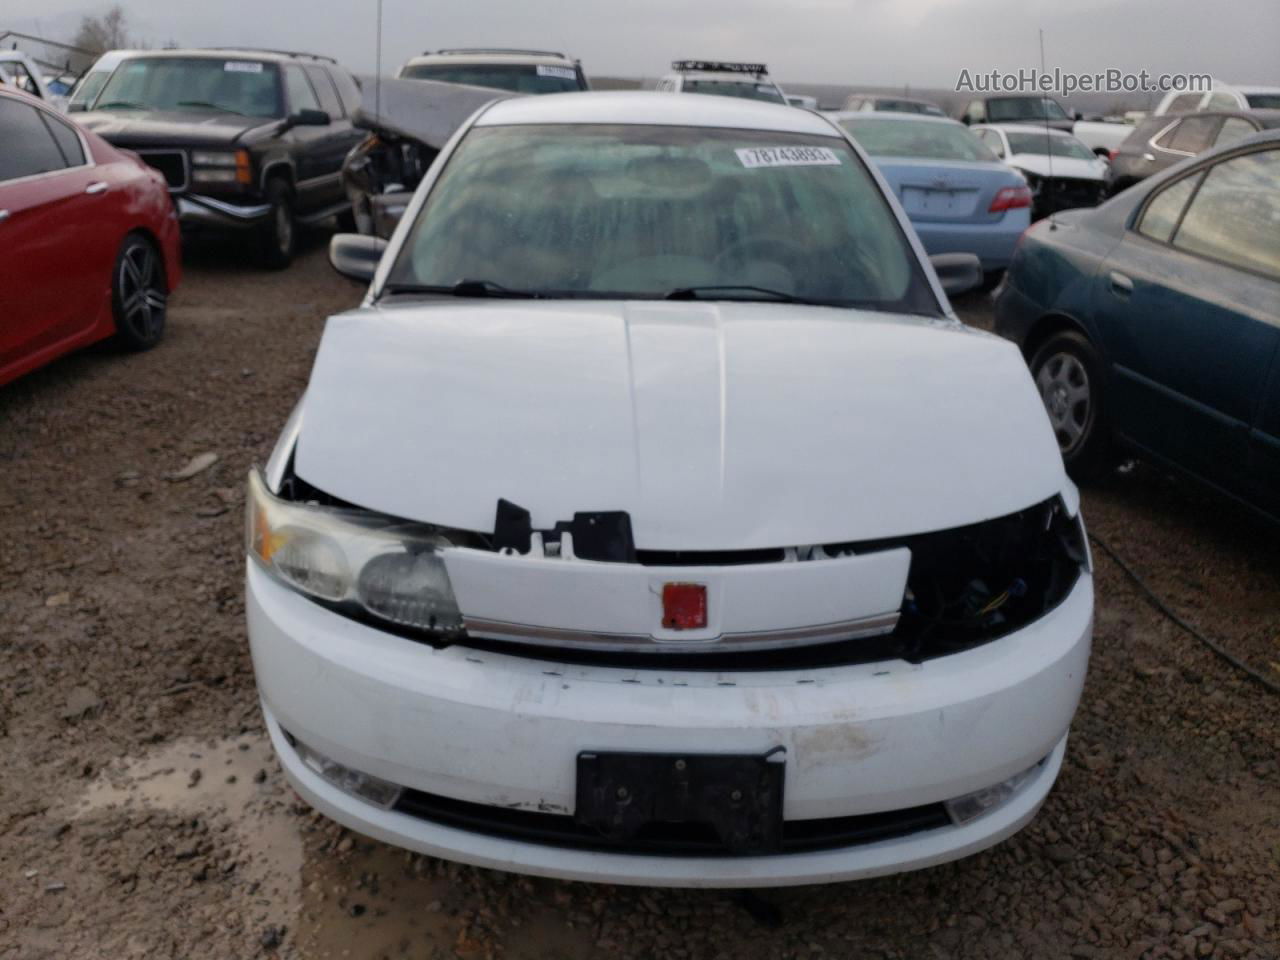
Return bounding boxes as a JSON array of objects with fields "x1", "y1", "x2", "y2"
[{"x1": 1088, "y1": 533, "x2": 1280, "y2": 697}]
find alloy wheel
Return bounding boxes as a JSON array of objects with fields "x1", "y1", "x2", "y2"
[
  {"x1": 1036, "y1": 351, "x2": 1092, "y2": 455},
  {"x1": 118, "y1": 241, "x2": 167, "y2": 343}
]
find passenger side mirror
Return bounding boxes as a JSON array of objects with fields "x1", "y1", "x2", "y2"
[
  {"x1": 928, "y1": 253, "x2": 984, "y2": 298},
  {"x1": 1073, "y1": 110, "x2": 1083, "y2": 121},
  {"x1": 284, "y1": 108, "x2": 330, "y2": 130},
  {"x1": 329, "y1": 233, "x2": 387, "y2": 283}
]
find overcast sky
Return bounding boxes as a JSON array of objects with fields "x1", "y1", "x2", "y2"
[{"x1": 7, "y1": 0, "x2": 1279, "y2": 87}]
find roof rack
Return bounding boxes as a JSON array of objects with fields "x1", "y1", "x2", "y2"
[
  {"x1": 430, "y1": 48, "x2": 568, "y2": 59},
  {"x1": 672, "y1": 60, "x2": 768, "y2": 76},
  {"x1": 198, "y1": 47, "x2": 337, "y2": 64}
]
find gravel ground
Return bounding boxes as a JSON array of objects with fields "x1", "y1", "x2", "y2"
[{"x1": 1, "y1": 239, "x2": 1277, "y2": 960}]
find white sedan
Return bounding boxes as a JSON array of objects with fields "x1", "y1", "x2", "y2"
[
  {"x1": 246, "y1": 91, "x2": 1093, "y2": 887},
  {"x1": 973, "y1": 123, "x2": 1110, "y2": 218}
]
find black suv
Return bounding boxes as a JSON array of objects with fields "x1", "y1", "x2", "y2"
[{"x1": 73, "y1": 48, "x2": 365, "y2": 267}]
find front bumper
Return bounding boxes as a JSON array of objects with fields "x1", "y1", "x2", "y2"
[
  {"x1": 176, "y1": 194, "x2": 271, "y2": 229},
  {"x1": 248, "y1": 562, "x2": 1092, "y2": 886}
]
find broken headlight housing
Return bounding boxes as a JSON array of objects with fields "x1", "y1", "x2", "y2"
[{"x1": 246, "y1": 467, "x2": 463, "y2": 635}]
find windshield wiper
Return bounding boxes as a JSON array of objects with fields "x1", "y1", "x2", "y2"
[
  {"x1": 381, "y1": 279, "x2": 545, "y2": 299},
  {"x1": 176, "y1": 100, "x2": 246, "y2": 115},
  {"x1": 663, "y1": 285, "x2": 833, "y2": 306},
  {"x1": 96, "y1": 100, "x2": 151, "y2": 110}
]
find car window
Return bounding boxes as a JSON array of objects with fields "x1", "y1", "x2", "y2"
[
  {"x1": 1137, "y1": 172, "x2": 1201, "y2": 243},
  {"x1": 1171, "y1": 148, "x2": 1280, "y2": 278},
  {"x1": 1206, "y1": 92, "x2": 1238, "y2": 111},
  {"x1": 0, "y1": 97, "x2": 70, "y2": 180},
  {"x1": 0, "y1": 60, "x2": 41, "y2": 97},
  {"x1": 400, "y1": 62, "x2": 585, "y2": 94},
  {"x1": 986, "y1": 97, "x2": 1069, "y2": 122},
  {"x1": 389, "y1": 123, "x2": 937, "y2": 314},
  {"x1": 38, "y1": 111, "x2": 86, "y2": 166},
  {"x1": 1245, "y1": 94, "x2": 1280, "y2": 109},
  {"x1": 681, "y1": 79, "x2": 787, "y2": 105},
  {"x1": 1166, "y1": 116, "x2": 1218, "y2": 154},
  {"x1": 1214, "y1": 117, "x2": 1257, "y2": 147},
  {"x1": 1166, "y1": 92, "x2": 1202, "y2": 113},
  {"x1": 976, "y1": 129, "x2": 1004, "y2": 156},
  {"x1": 840, "y1": 117, "x2": 996, "y2": 162},
  {"x1": 1005, "y1": 131, "x2": 1096, "y2": 161},
  {"x1": 97, "y1": 57, "x2": 283, "y2": 118},
  {"x1": 68, "y1": 66, "x2": 112, "y2": 110},
  {"x1": 304, "y1": 65, "x2": 344, "y2": 118},
  {"x1": 284, "y1": 64, "x2": 321, "y2": 113}
]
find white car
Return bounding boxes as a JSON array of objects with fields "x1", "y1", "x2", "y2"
[
  {"x1": 655, "y1": 61, "x2": 787, "y2": 105},
  {"x1": 1155, "y1": 80, "x2": 1280, "y2": 115},
  {"x1": 973, "y1": 124, "x2": 1109, "y2": 218},
  {"x1": 397, "y1": 48, "x2": 588, "y2": 94},
  {"x1": 247, "y1": 91, "x2": 1093, "y2": 888},
  {"x1": 0, "y1": 50, "x2": 62, "y2": 109}
]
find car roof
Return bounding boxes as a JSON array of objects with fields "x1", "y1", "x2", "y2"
[
  {"x1": 476, "y1": 91, "x2": 836, "y2": 133},
  {"x1": 108, "y1": 48, "x2": 336, "y2": 64},
  {"x1": 1233, "y1": 85, "x2": 1280, "y2": 95},
  {"x1": 403, "y1": 50, "x2": 576, "y2": 68},
  {"x1": 826, "y1": 110, "x2": 963, "y2": 127}
]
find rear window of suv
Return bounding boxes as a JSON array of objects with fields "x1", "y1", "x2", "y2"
[{"x1": 399, "y1": 63, "x2": 584, "y2": 94}]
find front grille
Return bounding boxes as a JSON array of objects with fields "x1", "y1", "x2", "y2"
[
  {"x1": 392, "y1": 787, "x2": 951, "y2": 857},
  {"x1": 137, "y1": 150, "x2": 189, "y2": 191}
]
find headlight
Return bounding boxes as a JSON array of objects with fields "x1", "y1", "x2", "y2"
[
  {"x1": 246, "y1": 468, "x2": 463, "y2": 634},
  {"x1": 191, "y1": 150, "x2": 238, "y2": 166},
  {"x1": 191, "y1": 168, "x2": 239, "y2": 184}
]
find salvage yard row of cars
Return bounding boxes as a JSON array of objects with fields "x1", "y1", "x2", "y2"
[{"x1": 3, "y1": 38, "x2": 1279, "y2": 889}]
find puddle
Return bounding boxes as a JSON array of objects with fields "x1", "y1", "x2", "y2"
[{"x1": 74, "y1": 733, "x2": 303, "y2": 910}]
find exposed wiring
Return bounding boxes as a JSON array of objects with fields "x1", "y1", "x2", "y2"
[{"x1": 1088, "y1": 533, "x2": 1280, "y2": 697}]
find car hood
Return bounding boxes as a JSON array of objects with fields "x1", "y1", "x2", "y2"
[
  {"x1": 76, "y1": 109, "x2": 268, "y2": 145},
  {"x1": 1010, "y1": 154, "x2": 1107, "y2": 181},
  {"x1": 293, "y1": 300, "x2": 1066, "y2": 550}
]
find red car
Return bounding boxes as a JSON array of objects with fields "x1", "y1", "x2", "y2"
[{"x1": 0, "y1": 87, "x2": 181, "y2": 387}]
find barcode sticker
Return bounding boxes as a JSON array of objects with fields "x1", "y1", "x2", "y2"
[
  {"x1": 224, "y1": 61, "x2": 264, "y2": 73},
  {"x1": 736, "y1": 146, "x2": 842, "y2": 168}
]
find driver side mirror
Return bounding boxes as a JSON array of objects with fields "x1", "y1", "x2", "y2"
[
  {"x1": 329, "y1": 233, "x2": 387, "y2": 283},
  {"x1": 283, "y1": 108, "x2": 330, "y2": 130},
  {"x1": 1073, "y1": 110, "x2": 1083, "y2": 121},
  {"x1": 929, "y1": 253, "x2": 984, "y2": 298}
]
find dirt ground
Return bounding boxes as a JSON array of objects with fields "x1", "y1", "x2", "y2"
[{"x1": 2, "y1": 233, "x2": 1277, "y2": 960}]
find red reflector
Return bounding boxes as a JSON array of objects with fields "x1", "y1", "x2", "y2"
[
  {"x1": 662, "y1": 583, "x2": 708, "y2": 630},
  {"x1": 989, "y1": 185, "x2": 1033, "y2": 213}
]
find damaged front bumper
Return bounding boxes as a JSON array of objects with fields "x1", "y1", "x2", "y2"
[
  {"x1": 247, "y1": 560, "x2": 1093, "y2": 886},
  {"x1": 176, "y1": 194, "x2": 272, "y2": 230}
]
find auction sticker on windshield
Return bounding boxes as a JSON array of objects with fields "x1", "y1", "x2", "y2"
[
  {"x1": 737, "y1": 146, "x2": 842, "y2": 168},
  {"x1": 536, "y1": 65, "x2": 577, "y2": 80},
  {"x1": 225, "y1": 61, "x2": 264, "y2": 73}
]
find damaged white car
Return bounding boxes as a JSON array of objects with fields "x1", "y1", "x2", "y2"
[{"x1": 246, "y1": 92, "x2": 1093, "y2": 887}]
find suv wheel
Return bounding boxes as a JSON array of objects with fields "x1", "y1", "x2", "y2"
[
  {"x1": 111, "y1": 234, "x2": 167, "y2": 351},
  {"x1": 1030, "y1": 330, "x2": 1114, "y2": 480},
  {"x1": 257, "y1": 179, "x2": 296, "y2": 269}
]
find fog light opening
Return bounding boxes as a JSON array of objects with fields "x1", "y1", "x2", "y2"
[
  {"x1": 292, "y1": 737, "x2": 402, "y2": 810},
  {"x1": 944, "y1": 758, "x2": 1045, "y2": 826}
]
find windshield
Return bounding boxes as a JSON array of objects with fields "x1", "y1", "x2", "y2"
[
  {"x1": 387, "y1": 124, "x2": 935, "y2": 313},
  {"x1": 840, "y1": 117, "x2": 996, "y2": 162},
  {"x1": 1005, "y1": 131, "x2": 1096, "y2": 160},
  {"x1": 987, "y1": 97, "x2": 1070, "y2": 122},
  {"x1": 94, "y1": 57, "x2": 282, "y2": 117},
  {"x1": 683, "y1": 79, "x2": 787, "y2": 105},
  {"x1": 876, "y1": 99, "x2": 945, "y2": 116},
  {"x1": 399, "y1": 63, "x2": 584, "y2": 94}
]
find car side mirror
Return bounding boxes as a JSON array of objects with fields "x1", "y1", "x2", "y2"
[
  {"x1": 1073, "y1": 110, "x2": 1083, "y2": 121},
  {"x1": 329, "y1": 233, "x2": 387, "y2": 282},
  {"x1": 284, "y1": 108, "x2": 330, "y2": 129},
  {"x1": 929, "y1": 253, "x2": 983, "y2": 298}
]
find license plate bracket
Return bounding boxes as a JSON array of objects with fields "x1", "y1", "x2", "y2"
[{"x1": 575, "y1": 748, "x2": 785, "y2": 854}]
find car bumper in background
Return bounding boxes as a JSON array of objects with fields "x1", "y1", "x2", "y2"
[
  {"x1": 176, "y1": 194, "x2": 272, "y2": 229},
  {"x1": 912, "y1": 212, "x2": 1030, "y2": 272},
  {"x1": 247, "y1": 561, "x2": 1092, "y2": 886}
]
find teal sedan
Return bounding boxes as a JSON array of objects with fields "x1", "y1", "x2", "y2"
[{"x1": 994, "y1": 130, "x2": 1280, "y2": 521}]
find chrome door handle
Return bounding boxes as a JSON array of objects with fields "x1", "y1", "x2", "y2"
[
  {"x1": 85, "y1": 181, "x2": 108, "y2": 195},
  {"x1": 1110, "y1": 271, "x2": 1134, "y2": 296},
  {"x1": 0, "y1": 209, "x2": 9, "y2": 223}
]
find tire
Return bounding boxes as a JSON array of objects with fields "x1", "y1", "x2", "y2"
[
  {"x1": 256, "y1": 178, "x2": 296, "y2": 269},
  {"x1": 111, "y1": 234, "x2": 167, "y2": 352},
  {"x1": 1029, "y1": 330, "x2": 1115, "y2": 481}
]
